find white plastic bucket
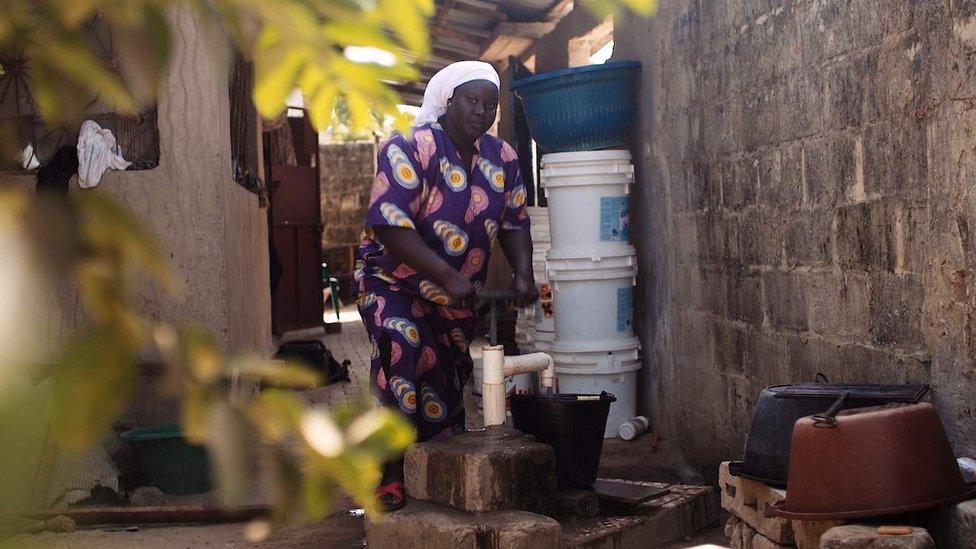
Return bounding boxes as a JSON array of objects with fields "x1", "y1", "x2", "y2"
[
  {"x1": 549, "y1": 337, "x2": 640, "y2": 368},
  {"x1": 527, "y1": 206, "x2": 551, "y2": 244},
  {"x1": 548, "y1": 248, "x2": 637, "y2": 344},
  {"x1": 555, "y1": 360, "x2": 640, "y2": 438},
  {"x1": 540, "y1": 150, "x2": 634, "y2": 179},
  {"x1": 531, "y1": 328, "x2": 555, "y2": 352},
  {"x1": 541, "y1": 151, "x2": 633, "y2": 249}
]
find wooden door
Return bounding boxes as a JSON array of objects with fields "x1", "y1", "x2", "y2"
[{"x1": 268, "y1": 111, "x2": 324, "y2": 332}]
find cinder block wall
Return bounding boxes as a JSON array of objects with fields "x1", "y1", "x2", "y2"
[
  {"x1": 320, "y1": 141, "x2": 376, "y2": 274},
  {"x1": 615, "y1": 1, "x2": 976, "y2": 470}
]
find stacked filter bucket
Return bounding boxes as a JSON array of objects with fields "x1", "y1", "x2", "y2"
[{"x1": 540, "y1": 150, "x2": 639, "y2": 438}]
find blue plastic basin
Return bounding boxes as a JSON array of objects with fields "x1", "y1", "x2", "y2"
[{"x1": 511, "y1": 61, "x2": 641, "y2": 153}]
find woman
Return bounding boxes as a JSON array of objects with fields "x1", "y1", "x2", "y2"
[{"x1": 355, "y1": 61, "x2": 538, "y2": 510}]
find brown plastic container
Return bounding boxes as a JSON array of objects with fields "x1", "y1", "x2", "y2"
[{"x1": 772, "y1": 403, "x2": 976, "y2": 520}]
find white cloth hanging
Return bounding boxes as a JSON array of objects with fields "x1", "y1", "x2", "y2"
[
  {"x1": 414, "y1": 61, "x2": 500, "y2": 126},
  {"x1": 77, "y1": 120, "x2": 131, "y2": 188}
]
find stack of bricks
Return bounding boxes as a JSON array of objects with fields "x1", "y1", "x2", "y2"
[
  {"x1": 720, "y1": 462, "x2": 840, "y2": 549},
  {"x1": 720, "y1": 462, "x2": 939, "y2": 548}
]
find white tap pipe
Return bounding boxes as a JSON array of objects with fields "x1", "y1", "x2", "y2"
[{"x1": 482, "y1": 345, "x2": 556, "y2": 427}]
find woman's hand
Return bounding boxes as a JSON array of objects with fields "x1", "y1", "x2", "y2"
[
  {"x1": 512, "y1": 273, "x2": 539, "y2": 307},
  {"x1": 443, "y1": 271, "x2": 478, "y2": 309}
]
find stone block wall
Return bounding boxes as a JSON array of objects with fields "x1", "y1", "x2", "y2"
[
  {"x1": 320, "y1": 141, "x2": 376, "y2": 274},
  {"x1": 615, "y1": 1, "x2": 976, "y2": 470}
]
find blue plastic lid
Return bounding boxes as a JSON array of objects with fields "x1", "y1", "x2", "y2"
[{"x1": 510, "y1": 60, "x2": 641, "y2": 91}]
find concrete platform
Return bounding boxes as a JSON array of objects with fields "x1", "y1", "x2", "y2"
[
  {"x1": 365, "y1": 500, "x2": 561, "y2": 549},
  {"x1": 404, "y1": 426, "x2": 556, "y2": 514},
  {"x1": 563, "y1": 482, "x2": 720, "y2": 548}
]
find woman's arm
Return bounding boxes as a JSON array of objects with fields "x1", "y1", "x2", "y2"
[
  {"x1": 373, "y1": 226, "x2": 477, "y2": 308},
  {"x1": 498, "y1": 229, "x2": 538, "y2": 306}
]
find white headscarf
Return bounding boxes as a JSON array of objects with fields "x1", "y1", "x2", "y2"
[{"x1": 415, "y1": 61, "x2": 500, "y2": 126}]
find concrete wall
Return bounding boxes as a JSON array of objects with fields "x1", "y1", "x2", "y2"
[
  {"x1": 8, "y1": 6, "x2": 271, "y2": 357},
  {"x1": 615, "y1": 1, "x2": 976, "y2": 470}
]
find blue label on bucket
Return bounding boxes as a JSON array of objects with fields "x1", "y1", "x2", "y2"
[
  {"x1": 617, "y1": 287, "x2": 634, "y2": 332},
  {"x1": 600, "y1": 196, "x2": 630, "y2": 241}
]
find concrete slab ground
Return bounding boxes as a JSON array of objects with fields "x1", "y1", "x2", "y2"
[
  {"x1": 20, "y1": 310, "x2": 732, "y2": 548},
  {"x1": 366, "y1": 500, "x2": 562, "y2": 549}
]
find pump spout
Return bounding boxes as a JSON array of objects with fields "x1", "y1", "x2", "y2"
[{"x1": 482, "y1": 346, "x2": 556, "y2": 427}]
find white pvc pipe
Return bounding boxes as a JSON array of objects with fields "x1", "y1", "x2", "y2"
[{"x1": 482, "y1": 346, "x2": 556, "y2": 427}]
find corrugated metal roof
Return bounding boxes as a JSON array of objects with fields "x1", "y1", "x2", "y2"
[{"x1": 392, "y1": 0, "x2": 569, "y2": 105}]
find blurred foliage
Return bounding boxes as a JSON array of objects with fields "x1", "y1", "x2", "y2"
[{"x1": 0, "y1": 0, "x2": 657, "y2": 540}]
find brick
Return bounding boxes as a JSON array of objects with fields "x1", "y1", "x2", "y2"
[
  {"x1": 803, "y1": 135, "x2": 857, "y2": 209},
  {"x1": 564, "y1": 484, "x2": 719, "y2": 548},
  {"x1": 897, "y1": 204, "x2": 928, "y2": 275},
  {"x1": 785, "y1": 210, "x2": 833, "y2": 267},
  {"x1": 783, "y1": 69, "x2": 824, "y2": 140},
  {"x1": 720, "y1": 463, "x2": 842, "y2": 548},
  {"x1": 675, "y1": 311, "x2": 715, "y2": 365},
  {"x1": 553, "y1": 489, "x2": 601, "y2": 519},
  {"x1": 869, "y1": 272, "x2": 924, "y2": 349},
  {"x1": 365, "y1": 500, "x2": 561, "y2": 549},
  {"x1": 763, "y1": 271, "x2": 808, "y2": 330},
  {"x1": 698, "y1": 212, "x2": 739, "y2": 264},
  {"x1": 742, "y1": 332, "x2": 790, "y2": 388},
  {"x1": 835, "y1": 201, "x2": 895, "y2": 272},
  {"x1": 862, "y1": 120, "x2": 927, "y2": 200},
  {"x1": 687, "y1": 160, "x2": 723, "y2": 211},
  {"x1": 711, "y1": 319, "x2": 746, "y2": 375},
  {"x1": 823, "y1": 55, "x2": 872, "y2": 130},
  {"x1": 700, "y1": 266, "x2": 729, "y2": 316},
  {"x1": 728, "y1": 268, "x2": 764, "y2": 325},
  {"x1": 806, "y1": 271, "x2": 871, "y2": 339},
  {"x1": 757, "y1": 145, "x2": 803, "y2": 209},
  {"x1": 404, "y1": 426, "x2": 556, "y2": 513},
  {"x1": 927, "y1": 499, "x2": 976, "y2": 548},
  {"x1": 739, "y1": 210, "x2": 784, "y2": 267},
  {"x1": 673, "y1": 214, "x2": 700, "y2": 265},
  {"x1": 723, "y1": 156, "x2": 759, "y2": 211},
  {"x1": 819, "y1": 524, "x2": 935, "y2": 548}
]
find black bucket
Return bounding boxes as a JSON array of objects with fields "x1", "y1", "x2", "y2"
[{"x1": 510, "y1": 392, "x2": 617, "y2": 489}]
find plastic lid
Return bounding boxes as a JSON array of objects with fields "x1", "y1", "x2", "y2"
[
  {"x1": 546, "y1": 244, "x2": 637, "y2": 262},
  {"x1": 511, "y1": 60, "x2": 641, "y2": 91},
  {"x1": 120, "y1": 424, "x2": 185, "y2": 443},
  {"x1": 618, "y1": 421, "x2": 639, "y2": 441},
  {"x1": 551, "y1": 336, "x2": 640, "y2": 355}
]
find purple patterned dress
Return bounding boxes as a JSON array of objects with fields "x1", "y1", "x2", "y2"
[{"x1": 354, "y1": 122, "x2": 530, "y2": 441}]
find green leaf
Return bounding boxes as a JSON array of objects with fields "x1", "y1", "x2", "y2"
[
  {"x1": 31, "y1": 36, "x2": 136, "y2": 120},
  {"x1": 181, "y1": 384, "x2": 212, "y2": 444},
  {"x1": 345, "y1": 407, "x2": 414, "y2": 459},
  {"x1": 76, "y1": 192, "x2": 173, "y2": 290},
  {"x1": 247, "y1": 389, "x2": 305, "y2": 442},
  {"x1": 113, "y1": 5, "x2": 173, "y2": 106},
  {"x1": 51, "y1": 328, "x2": 138, "y2": 450},
  {"x1": 377, "y1": 0, "x2": 430, "y2": 57},
  {"x1": 253, "y1": 42, "x2": 308, "y2": 118},
  {"x1": 302, "y1": 464, "x2": 337, "y2": 521},
  {"x1": 180, "y1": 327, "x2": 225, "y2": 385}
]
